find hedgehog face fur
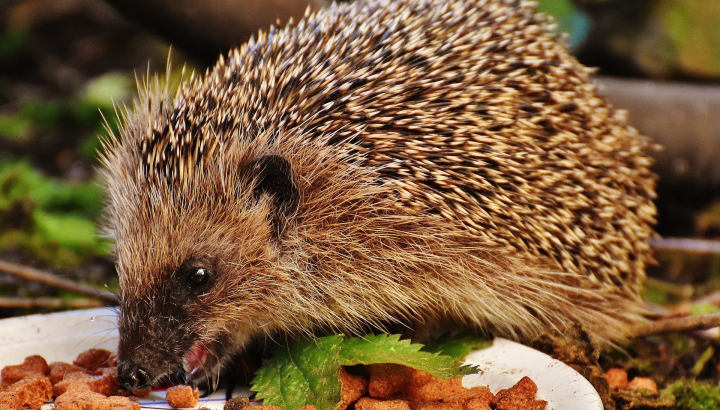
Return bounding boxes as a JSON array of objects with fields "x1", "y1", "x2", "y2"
[{"x1": 103, "y1": 0, "x2": 656, "y2": 392}]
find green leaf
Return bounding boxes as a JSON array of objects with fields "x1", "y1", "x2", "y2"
[
  {"x1": 251, "y1": 333, "x2": 484, "y2": 410},
  {"x1": 338, "y1": 334, "x2": 466, "y2": 379},
  {"x1": 422, "y1": 332, "x2": 493, "y2": 361},
  {"x1": 251, "y1": 335, "x2": 344, "y2": 410}
]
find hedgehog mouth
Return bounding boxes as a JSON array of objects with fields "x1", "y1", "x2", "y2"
[{"x1": 183, "y1": 340, "x2": 222, "y2": 386}]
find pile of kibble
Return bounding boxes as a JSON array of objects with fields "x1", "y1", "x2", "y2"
[{"x1": 1, "y1": 352, "x2": 545, "y2": 410}]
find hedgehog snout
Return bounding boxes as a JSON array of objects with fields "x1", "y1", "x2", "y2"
[
  {"x1": 117, "y1": 359, "x2": 153, "y2": 392},
  {"x1": 117, "y1": 275, "x2": 202, "y2": 391},
  {"x1": 116, "y1": 335, "x2": 187, "y2": 391}
]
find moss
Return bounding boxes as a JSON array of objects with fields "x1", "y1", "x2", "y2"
[
  {"x1": 613, "y1": 389, "x2": 675, "y2": 409},
  {"x1": 667, "y1": 379, "x2": 720, "y2": 410}
]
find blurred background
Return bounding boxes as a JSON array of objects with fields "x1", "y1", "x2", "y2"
[{"x1": 0, "y1": 0, "x2": 719, "y2": 403}]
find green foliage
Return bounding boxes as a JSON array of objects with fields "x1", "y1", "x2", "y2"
[
  {"x1": 20, "y1": 100, "x2": 64, "y2": 130},
  {"x1": 251, "y1": 333, "x2": 491, "y2": 410},
  {"x1": 0, "y1": 100, "x2": 63, "y2": 140},
  {"x1": 253, "y1": 336, "x2": 344, "y2": 410},
  {"x1": 33, "y1": 211, "x2": 101, "y2": 251},
  {"x1": 422, "y1": 331, "x2": 493, "y2": 362},
  {"x1": 338, "y1": 333, "x2": 470, "y2": 378},
  {"x1": 0, "y1": 160, "x2": 109, "y2": 267},
  {"x1": 0, "y1": 114, "x2": 32, "y2": 140},
  {"x1": 667, "y1": 379, "x2": 720, "y2": 410},
  {"x1": 0, "y1": 73, "x2": 129, "y2": 267}
]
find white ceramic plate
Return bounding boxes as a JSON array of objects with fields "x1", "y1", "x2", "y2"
[{"x1": 0, "y1": 308, "x2": 602, "y2": 410}]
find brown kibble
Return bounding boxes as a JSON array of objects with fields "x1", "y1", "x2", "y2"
[
  {"x1": 0, "y1": 374, "x2": 53, "y2": 410},
  {"x1": 224, "y1": 395, "x2": 251, "y2": 410},
  {"x1": 1, "y1": 355, "x2": 50, "y2": 385},
  {"x1": 49, "y1": 362, "x2": 88, "y2": 385},
  {"x1": 0, "y1": 349, "x2": 549, "y2": 410},
  {"x1": 409, "y1": 402, "x2": 463, "y2": 410},
  {"x1": 73, "y1": 349, "x2": 113, "y2": 372},
  {"x1": 369, "y1": 364, "x2": 412, "y2": 399},
  {"x1": 495, "y1": 377, "x2": 536, "y2": 400},
  {"x1": 55, "y1": 383, "x2": 139, "y2": 410},
  {"x1": 408, "y1": 369, "x2": 434, "y2": 389},
  {"x1": 605, "y1": 368, "x2": 628, "y2": 390},
  {"x1": 492, "y1": 377, "x2": 547, "y2": 410},
  {"x1": 53, "y1": 367, "x2": 119, "y2": 397},
  {"x1": 132, "y1": 387, "x2": 151, "y2": 397},
  {"x1": 464, "y1": 398, "x2": 492, "y2": 410},
  {"x1": 20, "y1": 356, "x2": 49, "y2": 374},
  {"x1": 405, "y1": 377, "x2": 465, "y2": 402},
  {"x1": 340, "y1": 368, "x2": 368, "y2": 409},
  {"x1": 356, "y1": 397, "x2": 411, "y2": 410},
  {"x1": 0, "y1": 350, "x2": 139, "y2": 409},
  {"x1": 627, "y1": 377, "x2": 658, "y2": 395},
  {"x1": 0, "y1": 390, "x2": 18, "y2": 409},
  {"x1": 105, "y1": 395, "x2": 143, "y2": 410},
  {"x1": 166, "y1": 385, "x2": 199, "y2": 408},
  {"x1": 442, "y1": 386, "x2": 492, "y2": 403}
]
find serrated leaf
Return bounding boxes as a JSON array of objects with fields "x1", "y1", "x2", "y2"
[
  {"x1": 338, "y1": 334, "x2": 464, "y2": 379},
  {"x1": 423, "y1": 332, "x2": 493, "y2": 360},
  {"x1": 423, "y1": 332, "x2": 493, "y2": 376},
  {"x1": 251, "y1": 335, "x2": 344, "y2": 410}
]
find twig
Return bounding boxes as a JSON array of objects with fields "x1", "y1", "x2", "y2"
[
  {"x1": 650, "y1": 237, "x2": 720, "y2": 254},
  {"x1": 0, "y1": 297, "x2": 104, "y2": 310},
  {"x1": 0, "y1": 260, "x2": 118, "y2": 305},
  {"x1": 634, "y1": 313, "x2": 720, "y2": 337}
]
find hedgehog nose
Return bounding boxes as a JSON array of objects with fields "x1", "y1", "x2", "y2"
[{"x1": 118, "y1": 360, "x2": 152, "y2": 391}]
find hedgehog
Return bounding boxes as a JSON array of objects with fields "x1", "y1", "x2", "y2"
[{"x1": 101, "y1": 0, "x2": 657, "y2": 392}]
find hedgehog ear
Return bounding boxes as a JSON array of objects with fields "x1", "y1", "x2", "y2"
[{"x1": 250, "y1": 155, "x2": 299, "y2": 237}]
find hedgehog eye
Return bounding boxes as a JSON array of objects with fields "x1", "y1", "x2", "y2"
[
  {"x1": 176, "y1": 258, "x2": 214, "y2": 291},
  {"x1": 187, "y1": 267, "x2": 210, "y2": 288}
]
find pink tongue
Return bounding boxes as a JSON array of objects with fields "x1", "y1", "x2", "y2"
[{"x1": 183, "y1": 342, "x2": 210, "y2": 376}]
